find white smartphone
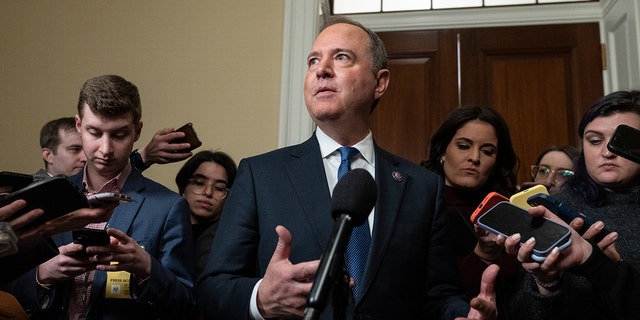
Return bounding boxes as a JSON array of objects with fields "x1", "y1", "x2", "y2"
[{"x1": 87, "y1": 192, "x2": 134, "y2": 207}]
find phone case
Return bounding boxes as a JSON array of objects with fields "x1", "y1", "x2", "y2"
[
  {"x1": 607, "y1": 124, "x2": 640, "y2": 164},
  {"x1": 0, "y1": 176, "x2": 88, "y2": 230},
  {"x1": 510, "y1": 184, "x2": 549, "y2": 209},
  {"x1": 0, "y1": 171, "x2": 34, "y2": 192},
  {"x1": 478, "y1": 201, "x2": 572, "y2": 262},
  {"x1": 470, "y1": 192, "x2": 509, "y2": 224},
  {"x1": 172, "y1": 122, "x2": 202, "y2": 151},
  {"x1": 73, "y1": 228, "x2": 110, "y2": 246}
]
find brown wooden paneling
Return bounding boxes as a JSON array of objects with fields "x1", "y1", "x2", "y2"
[
  {"x1": 373, "y1": 23, "x2": 603, "y2": 186},
  {"x1": 460, "y1": 23, "x2": 603, "y2": 183},
  {"x1": 372, "y1": 30, "x2": 458, "y2": 164}
]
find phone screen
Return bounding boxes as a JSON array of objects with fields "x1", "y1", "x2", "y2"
[{"x1": 478, "y1": 201, "x2": 571, "y2": 256}]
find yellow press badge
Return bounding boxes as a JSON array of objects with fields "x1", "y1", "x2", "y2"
[{"x1": 105, "y1": 261, "x2": 132, "y2": 299}]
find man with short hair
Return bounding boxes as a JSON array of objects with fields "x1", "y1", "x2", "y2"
[
  {"x1": 7, "y1": 75, "x2": 196, "y2": 319},
  {"x1": 197, "y1": 16, "x2": 496, "y2": 320},
  {"x1": 35, "y1": 117, "x2": 86, "y2": 180}
]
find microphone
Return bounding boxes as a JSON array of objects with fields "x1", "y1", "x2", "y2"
[{"x1": 304, "y1": 168, "x2": 377, "y2": 320}]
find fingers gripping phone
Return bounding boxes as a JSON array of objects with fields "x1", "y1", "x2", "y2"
[
  {"x1": 510, "y1": 184, "x2": 549, "y2": 209},
  {"x1": 73, "y1": 228, "x2": 110, "y2": 255},
  {"x1": 477, "y1": 201, "x2": 572, "y2": 262},
  {"x1": 171, "y1": 122, "x2": 202, "y2": 152},
  {"x1": 527, "y1": 193, "x2": 609, "y2": 243},
  {"x1": 470, "y1": 192, "x2": 509, "y2": 224}
]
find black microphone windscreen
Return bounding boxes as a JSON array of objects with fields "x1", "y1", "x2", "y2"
[{"x1": 331, "y1": 168, "x2": 377, "y2": 226}]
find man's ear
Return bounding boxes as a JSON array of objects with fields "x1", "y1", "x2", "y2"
[
  {"x1": 134, "y1": 121, "x2": 143, "y2": 142},
  {"x1": 75, "y1": 114, "x2": 82, "y2": 133},
  {"x1": 374, "y1": 69, "x2": 390, "y2": 100},
  {"x1": 42, "y1": 148, "x2": 54, "y2": 165}
]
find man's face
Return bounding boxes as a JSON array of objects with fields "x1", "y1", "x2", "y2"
[
  {"x1": 304, "y1": 23, "x2": 388, "y2": 127},
  {"x1": 76, "y1": 104, "x2": 141, "y2": 179},
  {"x1": 44, "y1": 128, "x2": 86, "y2": 176}
]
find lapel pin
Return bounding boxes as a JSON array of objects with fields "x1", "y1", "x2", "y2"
[{"x1": 392, "y1": 171, "x2": 403, "y2": 182}]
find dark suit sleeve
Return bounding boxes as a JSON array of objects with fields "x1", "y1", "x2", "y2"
[
  {"x1": 196, "y1": 159, "x2": 262, "y2": 319},
  {"x1": 424, "y1": 177, "x2": 470, "y2": 318},
  {"x1": 572, "y1": 242, "x2": 640, "y2": 319}
]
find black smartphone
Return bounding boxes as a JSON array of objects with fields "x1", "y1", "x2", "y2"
[
  {"x1": 477, "y1": 201, "x2": 572, "y2": 262},
  {"x1": 527, "y1": 193, "x2": 608, "y2": 243},
  {"x1": 608, "y1": 124, "x2": 640, "y2": 164},
  {"x1": 0, "y1": 171, "x2": 34, "y2": 192},
  {"x1": 73, "y1": 228, "x2": 110, "y2": 246},
  {"x1": 171, "y1": 122, "x2": 202, "y2": 152},
  {"x1": 0, "y1": 176, "x2": 88, "y2": 230}
]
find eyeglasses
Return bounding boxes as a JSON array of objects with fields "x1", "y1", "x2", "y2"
[
  {"x1": 186, "y1": 177, "x2": 229, "y2": 200},
  {"x1": 530, "y1": 165, "x2": 574, "y2": 182}
]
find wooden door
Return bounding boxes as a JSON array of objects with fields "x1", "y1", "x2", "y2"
[
  {"x1": 370, "y1": 29, "x2": 458, "y2": 165},
  {"x1": 372, "y1": 23, "x2": 603, "y2": 185}
]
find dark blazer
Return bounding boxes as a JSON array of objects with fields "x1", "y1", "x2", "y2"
[
  {"x1": 5, "y1": 169, "x2": 196, "y2": 319},
  {"x1": 196, "y1": 136, "x2": 468, "y2": 319}
]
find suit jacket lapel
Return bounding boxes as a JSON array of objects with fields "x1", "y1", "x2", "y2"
[
  {"x1": 359, "y1": 145, "x2": 408, "y2": 303},
  {"x1": 285, "y1": 136, "x2": 334, "y2": 251}
]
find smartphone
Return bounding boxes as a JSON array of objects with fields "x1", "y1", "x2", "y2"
[
  {"x1": 0, "y1": 176, "x2": 88, "y2": 230},
  {"x1": 0, "y1": 171, "x2": 34, "y2": 192},
  {"x1": 87, "y1": 192, "x2": 133, "y2": 207},
  {"x1": 171, "y1": 122, "x2": 202, "y2": 151},
  {"x1": 477, "y1": 201, "x2": 572, "y2": 262},
  {"x1": 608, "y1": 124, "x2": 640, "y2": 164},
  {"x1": 470, "y1": 192, "x2": 509, "y2": 224},
  {"x1": 510, "y1": 184, "x2": 549, "y2": 209},
  {"x1": 527, "y1": 193, "x2": 608, "y2": 243},
  {"x1": 73, "y1": 228, "x2": 110, "y2": 246}
]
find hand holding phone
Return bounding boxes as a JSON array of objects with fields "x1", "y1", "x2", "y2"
[
  {"x1": 477, "y1": 201, "x2": 572, "y2": 262},
  {"x1": 171, "y1": 122, "x2": 202, "y2": 152},
  {"x1": 527, "y1": 193, "x2": 609, "y2": 243},
  {"x1": 72, "y1": 228, "x2": 110, "y2": 255}
]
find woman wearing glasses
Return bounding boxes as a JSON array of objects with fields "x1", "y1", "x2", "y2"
[
  {"x1": 175, "y1": 150, "x2": 237, "y2": 278},
  {"x1": 523, "y1": 145, "x2": 579, "y2": 194}
]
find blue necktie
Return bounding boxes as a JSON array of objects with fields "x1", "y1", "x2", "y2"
[{"x1": 338, "y1": 146, "x2": 370, "y2": 301}]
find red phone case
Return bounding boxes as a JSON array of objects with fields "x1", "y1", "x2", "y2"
[{"x1": 470, "y1": 192, "x2": 509, "y2": 224}]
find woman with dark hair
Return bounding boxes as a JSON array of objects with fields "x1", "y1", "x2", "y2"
[
  {"x1": 175, "y1": 150, "x2": 237, "y2": 277},
  {"x1": 422, "y1": 105, "x2": 519, "y2": 297},
  {"x1": 499, "y1": 91, "x2": 640, "y2": 320},
  {"x1": 522, "y1": 145, "x2": 580, "y2": 194}
]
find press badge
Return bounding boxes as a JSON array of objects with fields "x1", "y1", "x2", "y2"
[{"x1": 105, "y1": 262, "x2": 132, "y2": 299}]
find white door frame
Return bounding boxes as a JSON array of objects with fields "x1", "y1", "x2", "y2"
[{"x1": 279, "y1": 0, "x2": 625, "y2": 147}]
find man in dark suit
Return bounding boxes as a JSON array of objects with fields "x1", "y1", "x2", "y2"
[{"x1": 196, "y1": 16, "x2": 497, "y2": 319}]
